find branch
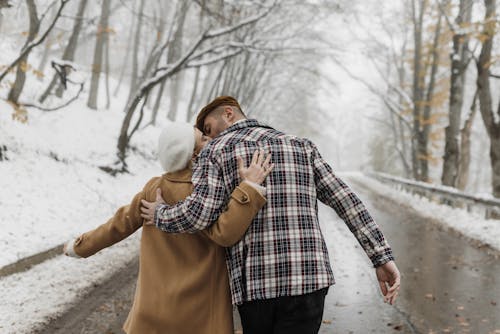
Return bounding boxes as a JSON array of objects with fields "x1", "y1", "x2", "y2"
[
  {"x1": 18, "y1": 80, "x2": 84, "y2": 112},
  {"x1": 204, "y1": 2, "x2": 275, "y2": 38},
  {"x1": 0, "y1": 0, "x2": 70, "y2": 84},
  {"x1": 186, "y1": 49, "x2": 244, "y2": 68}
]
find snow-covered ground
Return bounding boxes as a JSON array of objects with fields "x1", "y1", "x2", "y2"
[
  {"x1": 0, "y1": 94, "x2": 165, "y2": 267},
  {"x1": 347, "y1": 172, "x2": 500, "y2": 253}
]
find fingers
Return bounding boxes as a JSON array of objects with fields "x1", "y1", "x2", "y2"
[
  {"x1": 237, "y1": 156, "x2": 244, "y2": 174},
  {"x1": 141, "y1": 199, "x2": 154, "y2": 209},
  {"x1": 251, "y1": 150, "x2": 259, "y2": 165},
  {"x1": 385, "y1": 276, "x2": 401, "y2": 305},
  {"x1": 256, "y1": 149, "x2": 265, "y2": 166},
  {"x1": 263, "y1": 163, "x2": 275, "y2": 177},
  {"x1": 378, "y1": 280, "x2": 388, "y2": 298},
  {"x1": 263, "y1": 153, "x2": 272, "y2": 168},
  {"x1": 143, "y1": 220, "x2": 154, "y2": 226},
  {"x1": 387, "y1": 276, "x2": 400, "y2": 294},
  {"x1": 155, "y1": 188, "x2": 166, "y2": 204}
]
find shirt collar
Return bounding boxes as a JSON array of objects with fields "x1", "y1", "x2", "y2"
[{"x1": 217, "y1": 119, "x2": 274, "y2": 137}]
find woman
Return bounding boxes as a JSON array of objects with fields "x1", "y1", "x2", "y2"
[{"x1": 63, "y1": 121, "x2": 273, "y2": 334}]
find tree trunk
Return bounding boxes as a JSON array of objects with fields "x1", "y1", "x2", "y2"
[
  {"x1": 39, "y1": 0, "x2": 87, "y2": 103},
  {"x1": 457, "y1": 91, "x2": 478, "y2": 190},
  {"x1": 477, "y1": 0, "x2": 500, "y2": 198},
  {"x1": 186, "y1": 68, "x2": 201, "y2": 122},
  {"x1": 151, "y1": 78, "x2": 167, "y2": 125},
  {"x1": 104, "y1": 20, "x2": 110, "y2": 109},
  {"x1": 442, "y1": 0, "x2": 473, "y2": 187},
  {"x1": 113, "y1": 7, "x2": 135, "y2": 97},
  {"x1": 36, "y1": 4, "x2": 58, "y2": 81},
  {"x1": 87, "y1": 0, "x2": 111, "y2": 110},
  {"x1": 420, "y1": 11, "x2": 443, "y2": 182},
  {"x1": 7, "y1": 0, "x2": 39, "y2": 105},
  {"x1": 167, "y1": 0, "x2": 190, "y2": 121},
  {"x1": 411, "y1": 0, "x2": 427, "y2": 181},
  {"x1": 126, "y1": 0, "x2": 145, "y2": 106}
]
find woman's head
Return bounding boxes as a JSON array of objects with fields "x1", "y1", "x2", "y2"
[
  {"x1": 193, "y1": 128, "x2": 210, "y2": 157},
  {"x1": 157, "y1": 122, "x2": 211, "y2": 172}
]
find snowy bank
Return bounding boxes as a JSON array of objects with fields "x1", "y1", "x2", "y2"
[{"x1": 346, "y1": 172, "x2": 500, "y2": 253}]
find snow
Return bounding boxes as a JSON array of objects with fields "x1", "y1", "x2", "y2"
[
  {"x1": 347, "y1": 172, "x2": 500, "y2": 253},
  {"x1": 0, "y1": 236, "x2": 140, "y2": 333},
  {"x1": 0, "y1": 96, "x2": 163, "y2": 267}
]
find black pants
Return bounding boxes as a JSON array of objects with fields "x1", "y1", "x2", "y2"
[{"x1": 238, "y1": 288, "x2": 328, "y2": 334}]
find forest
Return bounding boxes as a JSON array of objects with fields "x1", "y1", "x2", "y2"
[{"x1": 0, "y1": 0, "x2": 499, "y2": 199}]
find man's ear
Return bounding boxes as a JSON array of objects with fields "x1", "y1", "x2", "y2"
[{"x1": 223, "y1": 106, "x2": 235, "y2": 122}]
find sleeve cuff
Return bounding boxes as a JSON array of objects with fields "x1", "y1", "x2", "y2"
[
  {"x1": 242, "y1": 180, "x2": 266, "y2": 196},
  {"x1": 65, "y1": 239, "x2": 81, "y2": 258},
  {"x1": 370, "y1": 248, "x2": 395, "y2": 267}
]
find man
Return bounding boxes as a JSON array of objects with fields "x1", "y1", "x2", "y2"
[{"x1": 141, "y1": 96, "x2": 401, "y2": 334}]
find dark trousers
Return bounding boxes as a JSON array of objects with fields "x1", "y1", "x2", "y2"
[{"x1": 238, "y1": 288, "x2": 328, "y2": 334}]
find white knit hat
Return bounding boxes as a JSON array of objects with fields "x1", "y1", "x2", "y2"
[{"x1": 157, "y1": 122, "x2": 196, "y2": 172}]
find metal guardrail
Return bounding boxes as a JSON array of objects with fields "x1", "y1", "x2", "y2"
[{"x1": 366, "y1": 172, "x2": 500, "y2": 220}]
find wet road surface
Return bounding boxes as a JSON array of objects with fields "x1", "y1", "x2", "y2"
[
  {"x1": 37, "y1": 176, "x2": 500, "y2": 333},
  {"x1": 335, "y1": 177, "x2": 500, "y2": 334}
]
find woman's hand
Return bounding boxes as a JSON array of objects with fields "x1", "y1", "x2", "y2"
[{"x1": 237, "y1": 150, "x2": 274, "y2": 185}]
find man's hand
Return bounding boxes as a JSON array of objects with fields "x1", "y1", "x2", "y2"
[
  {"x1": 141, "y1": 188, "x2": 166, "y2": 226},
  {"x1": 376, "y1": 260, "x2": 401, "y2": 305}
]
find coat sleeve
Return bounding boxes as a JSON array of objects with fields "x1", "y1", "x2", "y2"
[
  {"x1": 73, "y1": 177, "x2": 159, "y2": 258},
  {"x1": 154, "y1": 153, "x2": 229, "y2": 233},
  {"x1": 308, "y1": 140, "x2": 394, "y2": 267},
  {"x1": 202, "y1": 181, "x2": 266, "y2": 247}
]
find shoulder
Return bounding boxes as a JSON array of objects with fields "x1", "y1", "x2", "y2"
[{"x1": 142, "y1": 176, "x2": 162, "y2": 193}]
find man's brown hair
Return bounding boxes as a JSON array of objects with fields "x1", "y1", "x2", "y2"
[{"x1": 195, "y1": 96, "x2": 244, "y2": 132}]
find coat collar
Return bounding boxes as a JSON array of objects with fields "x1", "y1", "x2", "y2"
[
  {"x1": 217, "y1": 119, "x2": 274, "y2": 138},
  {"x1": 163, "y1": 166, "x2": 192, "y2": 183}
]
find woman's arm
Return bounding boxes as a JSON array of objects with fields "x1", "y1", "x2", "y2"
[
  {"x1": 202, "y1": 181, "x2": 266, "y2": 247},
  {"x1": 64, "y1": 178, "x2": 159, "y2": 258},
  {"x1": 202, "y1": 150, "x2": 273, "y2": 247}
]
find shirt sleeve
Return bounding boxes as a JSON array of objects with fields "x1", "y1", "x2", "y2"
[
  {"x1": 154, "y1": 153, "x2": 228, "y2": 233},
  {"x1": 309, "y1": 140, "x2": 394, "y2": 267}
]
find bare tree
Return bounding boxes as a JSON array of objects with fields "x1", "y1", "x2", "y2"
[
  {"x1": 0, "y1": 0, "x2": 70, "y2": 92},
  {"x1": 125, "y1": 0, "x2": 145, "y2": 107},
  {"x1": 39, "y1": 0, "x2": 88, "y2": 103},
  {"x1": 457, "y1": 90, "x2": 478, "y2": 190},
  {"x1": 476, "y1": 0, "x2": 500, "y2": 198},
  {"x1": 87, "y1": 0, "x2": 111, "y2": 110},
  {"x1": 114, "y1": 5, "x2": 275, "y2": 169},
  {"x1": 6, "y1": 0, "x2": 39, "y2": 105},
  {"x1": 441, "y1": 0, "x2": 473, "y2": 187},
  {"x1": 167, "y1": 0, "x2": 190, "y2": 121}
]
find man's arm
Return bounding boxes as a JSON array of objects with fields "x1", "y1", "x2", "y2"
[
  {"x1": 153, "y1": 154, "x2": 228, "y2": 233},
  {"x1": 308, "y1": 140, "x2": 394, "y2": 267},
  {"x1": 309, "y1": 141, "x2": 400, "y2": 304}
]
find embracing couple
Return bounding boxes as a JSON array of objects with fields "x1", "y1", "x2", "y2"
[{"x1": 64, "y1": 96, "x2": 401, "y2": 334}]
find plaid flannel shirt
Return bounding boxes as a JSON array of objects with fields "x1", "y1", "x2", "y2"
[{"x1": 154, "y1": 119, "x2": 394, "y2": 305}]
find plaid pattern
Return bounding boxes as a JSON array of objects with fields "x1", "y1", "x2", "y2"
[{"x1": 154, "y1": 119, "x2": 394, "y2": 305}]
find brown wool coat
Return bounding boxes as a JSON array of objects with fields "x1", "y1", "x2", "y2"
[{"x1": 73, "y1": 168, "x2": 266, "y2": 334}]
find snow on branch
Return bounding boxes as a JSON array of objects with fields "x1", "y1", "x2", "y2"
[
  {"x1": 0, "y1": 0, "x2": 70, "y2": 84},
  {"x1": 204, "y1": 2, "x2": 275, "y2": 38}
]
